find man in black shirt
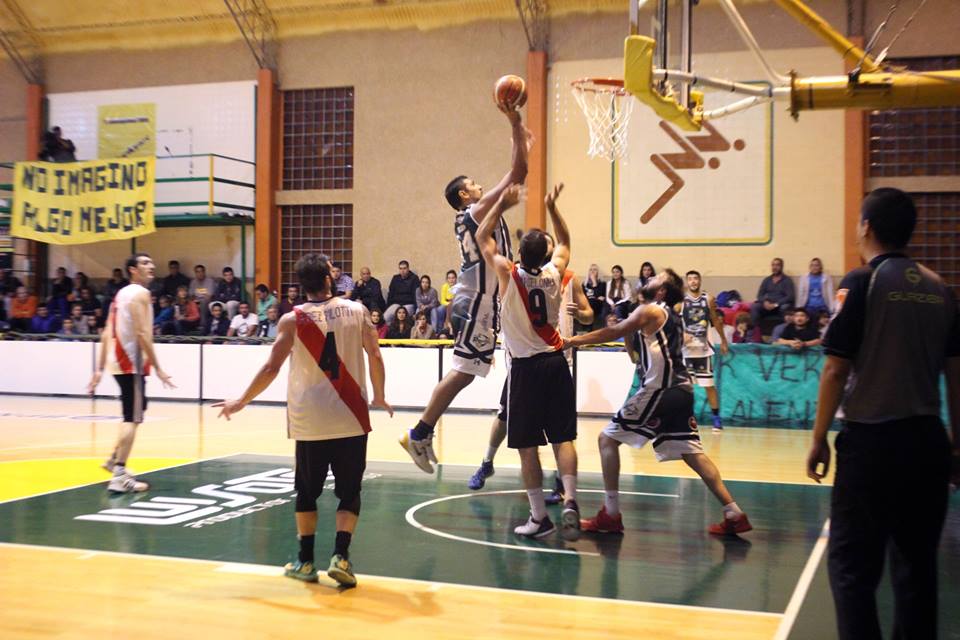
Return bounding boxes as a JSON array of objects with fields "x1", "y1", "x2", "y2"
[
  {"x1": 383, "y1": 260, "x2": 418, "y2": 324},
  {"x1": 351, "y1": 266, "x2": 386, "y2": 312},
  {"x1": 214, "y1": 266, "x2": 243, "y2": 317},
  {"x1": 162, "y1": 260, "x2": 190, "y2": 298},
  {"x1": 775, "y1": 307, "x2": 821, "y2": 349},
  {"x1": 807, "y1": 188, "x2": 960, "y2": 640}
]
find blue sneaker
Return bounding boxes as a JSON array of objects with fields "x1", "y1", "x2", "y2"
[
  {"x1": 712, "y1": 415, "x2": 723, "y2": 432},
  {"x1": 468, "y1": 460, "x2": 495, "y2": 490}
]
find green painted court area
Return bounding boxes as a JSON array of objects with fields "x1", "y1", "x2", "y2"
[{"x1": 1, "y1": 454, "x2": 958, "y2": 638}]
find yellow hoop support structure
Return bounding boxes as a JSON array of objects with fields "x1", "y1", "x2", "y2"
[
  {"x1": 791, "y1": 70, "x2": 960, "y2": 114},
  {"x1": 623, "y1": 35, "x2": 703, "y2": 132}
]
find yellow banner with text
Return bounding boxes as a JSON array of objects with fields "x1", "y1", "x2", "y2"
[{"x1": 12, "y1": 158, "x2": 155, "y2": 245}]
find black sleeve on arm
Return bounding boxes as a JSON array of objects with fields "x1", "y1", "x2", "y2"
[{"x1": 822, "y1": 268, "x2": 870, "y2": 360}]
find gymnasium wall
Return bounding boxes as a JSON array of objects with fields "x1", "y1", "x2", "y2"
[{"x1": 1, "y1": 0, "x2": 958, "y2": 290}]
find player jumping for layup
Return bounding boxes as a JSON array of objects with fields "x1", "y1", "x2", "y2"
[
  {"x1": 401, "y1": 103, "x2": 530, "y2": 473},
  {"x1": 478, "y1": 183, "x2": 580, "y2": 539},
  {"x1": 88, "y1": 253, "x2": 175, "y2": 493},
  {"x1": 215, "y1": 254, "x2": 392, "y2": 587},
  {"x1": 565, "y1": 270, "x2": 752, "y2": 536}
]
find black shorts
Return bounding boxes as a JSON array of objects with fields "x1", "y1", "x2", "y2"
[
  {"x1": 506, "y1": 350, "x2": 577, "y2": 449},
  {"x1": 114, "y1": 374, "x2": 147, "y2": 423},
  {"x1": 294, "y1": 434, "x2": 368, "y2": 512},
  {"x1": 497, "y1": 378, "x2": 508, "y2": 422},
  {"x1": 605, "y1": 386, "x2": 703, "y2": 461}
]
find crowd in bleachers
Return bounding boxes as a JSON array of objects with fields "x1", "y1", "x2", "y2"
[{"x1": 0, "y1": 255, "x2": 835, "y2": 346}]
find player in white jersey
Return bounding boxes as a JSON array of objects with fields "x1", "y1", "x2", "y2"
[
  {"x1": 477, "y1": 182, "x2": 580, "y2": 539},
  {"x1": 401, "y1": 103, "x2": 531, "y2": 473},
  {"x1": 565, "y1": 270, "x2": 752, "y2": 537},
  {"x1": 680, "y1": 270, "x2": 729, "y2": 432},
  {"x1": 466, "y1": 233, "x2": 593, "y2": 494},
  {"x1": 87, "y1": 253, "x2": 175, "y2": 493},
  {"x1": 215, "y1": 254, "x2": 392, "y2": 588}
]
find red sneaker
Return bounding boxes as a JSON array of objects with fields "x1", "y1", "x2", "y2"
[
  {"x1": 708, "y1": 512, "x2": 753, "y2": 536},
  {"x1": 580, "y1": 506, "x2": 624, "y2": 534}
]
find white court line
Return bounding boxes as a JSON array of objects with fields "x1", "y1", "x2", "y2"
[
  {"x1": 773, "y1": 519, "x2": 831, "y2": 640},
  {"x1": 404, "y1": 489, "x2": 678, "y2": 558},
  {"x1": 0, "y1": 454, "x2": 240, "y2": 505},
  {"x1": 0, "y1": 429, "x2": 280, "y2": 453},
  {"x1": 0, "y1": 541, "x2": 782, "y2": 619}
]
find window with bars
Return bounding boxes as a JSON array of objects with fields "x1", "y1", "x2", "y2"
[
  {"x1": 868, "y1": 56, "x2": 960, "y2": 177},
  {"x1": 282, "y1": 87, "x2": 354, "y2": 190},
  {"x1": 908, "y1": 193, "x2": 960, "y2": 290},
  {"x1": 280, "y1": 204, "x2": 353, "y2": 291}
]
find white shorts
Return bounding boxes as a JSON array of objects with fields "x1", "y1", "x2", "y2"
[
  {"x1": 684, "y1": 356, "x2": 715, "y2": 388},
  {"x1": 603, "y1": 386, "x2": 703, "y2": 462},
  {"x1": 450, "y1": 291, "x2": 497, "y2": 377}
]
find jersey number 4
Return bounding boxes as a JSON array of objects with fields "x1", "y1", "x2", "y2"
[
  {"x1": 318, "y1": 331, "x2": 340, "y2": 380},
  {"x1": 528, "y1": 290, "x2": 547, "y2": 327},
  {"x1": 461, "y1": 232, "x2": 481, "y2": 262}
]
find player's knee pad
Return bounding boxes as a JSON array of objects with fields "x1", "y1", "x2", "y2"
[
  {"x1": 295, "y1": 492, "x2": 319, "y2": 512},
  {"x1": 337, "y1": 493, "x2": 361, "y2": 515}
]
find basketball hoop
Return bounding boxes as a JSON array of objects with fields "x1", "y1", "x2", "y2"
[{"x1": 570, "y1": 78, "x2": 635, "y2": 161}]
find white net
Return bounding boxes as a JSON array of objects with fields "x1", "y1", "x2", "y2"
[{"x1": 571, "y1": 79, "x2": 635, "y2": 161}]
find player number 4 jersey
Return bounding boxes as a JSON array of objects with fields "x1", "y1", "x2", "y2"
[
  {"x1": 287, "y1": 298, "x2": 371, "y2": 441},
  {"x1": 501, "y1": 263, "x2": 564, "y2": 359},
  {"x1": 455, "y1": 204, "x2": 512, "y2": 296}
]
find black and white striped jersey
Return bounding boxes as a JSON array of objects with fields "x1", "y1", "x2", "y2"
[
  {"x1": 632, "y1": 304, "x2": 692, "y2": 391},
  {"x1": 455, "y1": 204, "x2": 512, "y2": 296}
]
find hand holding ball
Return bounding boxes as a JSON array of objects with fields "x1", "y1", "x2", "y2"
[{"x1": 494, "y1": 75, "x2": 527, "y2": 112}]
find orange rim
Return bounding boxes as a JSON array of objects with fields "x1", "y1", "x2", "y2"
[{"x1": 571, "y1": 77, "x2": 628, "y2": 96}]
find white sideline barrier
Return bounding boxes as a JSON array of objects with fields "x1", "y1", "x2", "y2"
[{"x1": 0, "y1": 341, "x2": 633, "y2": 416}]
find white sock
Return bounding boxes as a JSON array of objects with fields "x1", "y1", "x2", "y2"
[
  {"x1": 484, "y1": 446, "x2": 499, "y2": 463},
  {"x1": 526, "y1": 488, "x2": 548, "y2": 521},
  {"x1": 604, "y1": 491, "x2": 620, "y2": 516},
  {"x1": 113, "y1": 465, "x2": 126, "y2": 477},
  {"x1": 561, "y1": 474, "x2": 577, "y2": 502},
  {"x1": 723, "y1": 501, "x2": 743, "y2": 519}
]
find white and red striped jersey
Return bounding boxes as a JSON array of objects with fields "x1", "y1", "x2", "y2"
[
  {"x1": 286, "y1": 298, "x2": 371, "y2": 441},
  {"x1": 500, "y1": 263, "x2": 564, "y2": 359},
  {"x1": 558, "y1": 270, "x2": 576, "y2": 365},
  {"x1": 107, "y1": 283, "x2": 151, "y2": 376}
]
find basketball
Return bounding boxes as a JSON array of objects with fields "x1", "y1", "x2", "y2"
[{"x1": 494, "y1": 74, "x2": 527, "y2": 111}]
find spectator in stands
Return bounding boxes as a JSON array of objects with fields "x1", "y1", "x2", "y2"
[
  {"x1": 258, "y1": 305, "x2": 280, "y2": 339},
  {"x1": 174, "y1": 286, "x2": 200, "y2": 334},
  {"x1": 796, "y1": 257, "x2": 835, "y2": 318},
  {"x1": 352, "y1": 266, "x2": 386, "y2": 312},
  {"x1": 384, "y1": 260, "x2": 418, "y2": 324},
  {"x1": 0, "y1": 268, "x2": 23, "y2": 297},
  {"x1": 0, "y1": 295, "x2": 6, "y2": 329},
  {"x1": 638, "y1": 261, "x2": 656, "y2": 291},
  {"x1": 190, "y1": 265, "x2": 216, "y2": 319},
  {"x1": 39, "y1": 127, "x2": 76, "y2": 162},
  {"x1": 10, "y1": 286, "x2": 37, "y2": 332},
  {"x1": 731, "y1": 312, "x2": 762, "y2": 344},
  {"x1": 227, "y1": 301, "x2": 259, "y2": 338},
  {"x1": 49, "y1": 267, "x2": 71, "y2": 317},
  {"x1": 68, "y1": 303, "x2": 90, "y2": 336},
  {"x1": 101, "y1": 268, "x2": 128, "y2": 315},
  {"x1": 582, "y1": 263, "x2": 607, "y2": 330},
  {"x1": 435, "y1": 269, "x2": 457, "y2": 331},
  {"x1": 386, "y1": 305, "x2": 412, "y2": 339},
  {"x1": 162, "y1": 260, "x2": 190, "y2": 298},
  {"x1": 78, "y1": 286, "x2": 102, "y2": 325},
  {"x1": 605, "y1": 264, "x2": 632, "y2": 320},
  {"x1": 604, "y1": 311, "x2": 624, "y2": 343},
  {"x1": 331, "y1": 264, "x2": 354, "y2": 298},
  {"x1": 71, "y1": 272, "x2": 92, "y2": 299},
  {"x1": 775, "y1": 307, "x2": 821, "y2": 350},
  {"x1": 204, "y1": 301, "x2": 230, "y2": 337},
  {"x1": 817, "y1": 310, "x2": 831, "y2": 337},
  {"x1": 770, "y1": 308, "x2": 796, "y2": 342},
  {"x1": 85, "y1": 314, "x2": 101, "y2": 336},
  {"x1": 751, "y1": 257, "x2": 795, "y2": 331},
  {"x1": 278, "y1": 284, "x2": 304, "y2": 315},
  {"x1": 370, "y1": 309, "x2": 388, "y2": 339},
  {"x1": 57, "y1": 317, "x2": 78, "y2": 338},
  {"x1": 153, "y1": 295, "x2": 174, "y2": 335},
  {"x1": 214, "y1": 266, "x2": 242, "y2": 317},
  {"x1": 30, "y1": 303, "x2": 59, "y2": 334},
  {"x1": 410, "y1": 311, "x2": 436, "y2": 340},
  {"x1": 255, "y1": 284, "x2": 278, "y2": 321},
  {"x1": 414, "y1": 275, "x2": 440, "y2": 328}
]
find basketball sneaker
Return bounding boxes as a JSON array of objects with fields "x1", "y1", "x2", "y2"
[
  {"x1": 514, "y1": 514, "x2": 556, "y2": 539},
  {"x1": 283, "y1": 560, "x2": 319, "y2": 583},
  {"x1": 580, "y1": 506, "x2": 624, "y2": 534},
  {"x1": 544, "y1": 473, "x2": 564, "y2": 506},
  {"x1": 708, "y1": 512, "x2": 753, "y2": 536},
  {"x1": 712, "y1": 415, "x2": 724, "y2": 432},
  {"x1": 107, "y1": 473, "x2": 149, "y2": 493},
  {"x1": 327, "y1": 554, "x2": 357, "y2": 588},
  {"x1": 467, "y1": 460, "x2": 494, "y2": 490},
  {"x1": 399, "y1": 429, "x2": 434, "y2": 474},
  {"x1": 560, "y1": 500, "x2": 581, "y2": 541}
]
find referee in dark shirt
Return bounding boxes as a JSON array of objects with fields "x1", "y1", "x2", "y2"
[{"x1": 807, "y1": 188, "x2": 960, "y2": 639}]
